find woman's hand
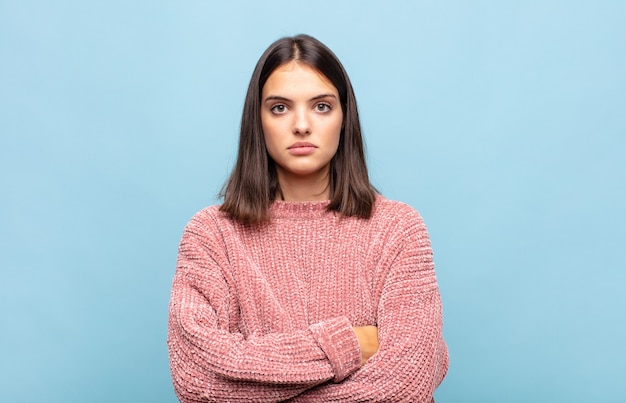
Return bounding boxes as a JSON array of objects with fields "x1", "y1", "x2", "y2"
[{"x1": 352, "y1": 326, "x2": 379, "y2": 365}]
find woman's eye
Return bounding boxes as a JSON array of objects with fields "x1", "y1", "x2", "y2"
[
  {"x1": 271, "y1": 104, "x2": 287, "y2": 114},
  {"x1": 316, "y1": 103, "x2": 331, "y2": 112}
]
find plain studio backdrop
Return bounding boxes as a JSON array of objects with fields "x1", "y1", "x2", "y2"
[{"x1": 1, "y1": 1, "x2": 624, "y2": 402}]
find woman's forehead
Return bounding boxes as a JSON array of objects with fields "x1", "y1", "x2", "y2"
[{"x1": 262, "y1": 61, "x2": 337, "y2": 98}]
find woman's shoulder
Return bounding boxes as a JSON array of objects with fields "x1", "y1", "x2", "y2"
[
  {"x1": 372, "y1": 196, "x2": 432, "y2": 249},
  {"x1": 184, "y1": 204, "x2": 234, "y2": 232},
  {"x1": 373, "y1": 195, "x2": 424, "y2": 222},
  {"x1": 191, "y1": 204, "x2": 223, "y2": 218}
]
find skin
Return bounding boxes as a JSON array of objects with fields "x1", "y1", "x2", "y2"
[
  {"x1": 353, "y1": 326, "x2": 380, "y2": 365},
  {"x1": 261, "y1": 60, "x2": 379, "y2": 365},
  {"x1": 261, "y1": 60, "x2": 342, "y2": 202}
]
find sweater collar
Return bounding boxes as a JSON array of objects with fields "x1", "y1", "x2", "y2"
[{"x1": 269, "y1": 200, "x2": 333, "y2": 219}]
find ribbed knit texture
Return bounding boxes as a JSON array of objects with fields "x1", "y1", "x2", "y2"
[{"x1": 168, "y1": 196, "x2": 448, "y2": 402}]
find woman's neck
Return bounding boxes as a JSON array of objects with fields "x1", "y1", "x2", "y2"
[{"x1": 276, "y1": 170, "x2": 330, "y2": 202}]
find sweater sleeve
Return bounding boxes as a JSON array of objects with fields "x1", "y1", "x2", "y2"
[
  {"x1": 167, "y1": 210, "x2": 362, "y2": 402},
  {"x1": 288, "y1": 209, "x2": 449, "y2": 402}
]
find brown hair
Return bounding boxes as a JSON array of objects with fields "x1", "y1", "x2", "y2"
[{"x1": 220, "y1": 34, "x2": 377, "y2": 225}]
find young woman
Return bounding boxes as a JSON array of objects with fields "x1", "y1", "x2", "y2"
[{"x1": 168, "y1": 34, "x2": 448, "y2": 402}]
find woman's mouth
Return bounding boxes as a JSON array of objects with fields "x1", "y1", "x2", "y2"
[{"x1": 288, "y1": 142, "x2": 317, "y2": 156}]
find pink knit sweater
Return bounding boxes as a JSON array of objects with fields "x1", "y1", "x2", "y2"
[{"x1": 168, "y1": 196, "x2": 448, "y2": 402}]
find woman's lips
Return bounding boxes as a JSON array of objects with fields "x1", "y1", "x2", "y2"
[{"x1": 288, "y1": 142, "x2": 317, "y2": 156}]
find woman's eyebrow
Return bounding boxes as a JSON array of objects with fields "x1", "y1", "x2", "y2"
[
  {"x1": 264, "y1": 95, "x2": 291, "y2": 102},
  {"x1": 309, "y1": 93, "x2": 338, "y2": 101},
  {"x1": 263, "y1": 93, "x2": 338, "y2": 103}
]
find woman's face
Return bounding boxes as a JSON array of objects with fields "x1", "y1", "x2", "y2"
[{"x1": 261, "y1": 61, "x2": 343, "y2": 185}]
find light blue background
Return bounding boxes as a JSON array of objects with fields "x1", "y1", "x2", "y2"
[{"x1": 1, "y1": 1, "x2": 624, "y2": 402}]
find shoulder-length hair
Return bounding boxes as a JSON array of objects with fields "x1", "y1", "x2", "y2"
[{"x1": 220, "y1": 34, "x2": 377, "y2": 225}]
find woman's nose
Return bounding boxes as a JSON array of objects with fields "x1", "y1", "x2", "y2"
[{"x1": 292, "y1": 109, "x2": 311, "y2": 135}]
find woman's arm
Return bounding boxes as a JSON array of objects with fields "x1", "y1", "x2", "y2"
[
  {"x1": 167, "y1": 211, "x2": 362, "y2": 402},
  {"x1": 288, "y1": 209, "x2": 449, "y2": 403}
]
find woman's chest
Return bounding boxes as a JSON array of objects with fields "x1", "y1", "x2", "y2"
[{"x1": 227, "y1": 228, "x2": 385, "y2": 333}]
